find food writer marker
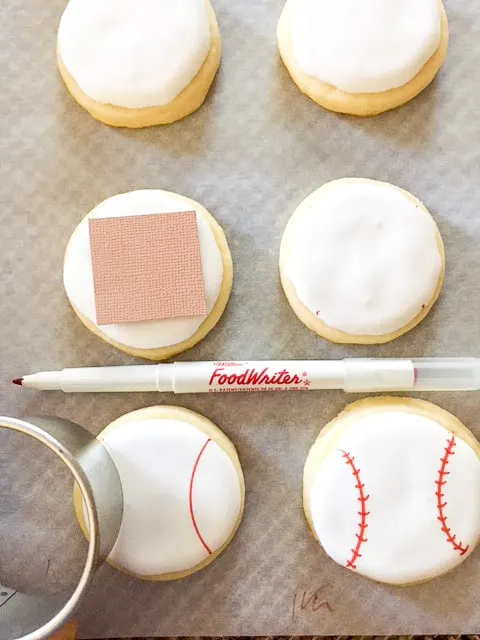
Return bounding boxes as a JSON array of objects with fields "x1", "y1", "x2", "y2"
[{"x1": 13, "y1": 358, "x2": 480, "y2": 393}]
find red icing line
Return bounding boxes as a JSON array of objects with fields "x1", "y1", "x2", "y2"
[
  {"x1": 435, "y1": 434, "x2": 469, "y2": 556},
  {"x1": 341, "y1": 450, "x2": 370, "y2": 570},
  {"x1": 189, "y1": 438, "x2": 213, "y2": 555}
]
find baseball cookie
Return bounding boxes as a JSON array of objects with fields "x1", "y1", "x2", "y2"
[
  {"x1": 63, "y1": 190, "x2": 233, "y2": 360},
  {"x1": 304, "y1": 397, "x2": 480, "y2": 585},
  {"x1": 57, "y1": 0, "x2": 221, "y2": 127},
  {"x1": 279, "y1": 178, "x2": 445, "y2": 344},
  {"x1": 277, "y1": 0, "x2": 448, "y2": 116},
  {"x1": 74, "y1": 406, "x2": 245, "y2": 580}
]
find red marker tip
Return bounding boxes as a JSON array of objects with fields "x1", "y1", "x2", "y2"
[{"x1": 12, "y1": 378, "x2": 23, "y2": 386}]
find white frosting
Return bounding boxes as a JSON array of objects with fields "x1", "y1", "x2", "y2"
[
  {"x1": 309, "y1": 412, "x2": 480, "y2": 584},
  {"x1": 63, "y1": 191, "x2": 224, "y2": 350},
  {"x1": 284, "y1": 181, "x2": 442, "y2": 336},
  {"x1": 57, "y1": 0, "x2": 211, "y2": 108},
  {"x1": 290, "y1": 0, "x2": 442, "y2": 93},
  {"x1": 86, "y1": 418, "x2": 242, "y2": 576}
]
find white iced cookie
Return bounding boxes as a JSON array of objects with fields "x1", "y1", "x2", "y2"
[
  {"x1": 304, "y1": 397, "x2": 480, "y2": 585},
  {"x1": 57, "y1": 0, "x2": 221, "y2": 127},
  {"x1": 277, "y1": 0, "x2": 449, "y2": 116},
  {"x1": 279, "y1": 179, "x2": 445, "y2": 344},
  {"x1": 63, "y1": 190, "x2": 232, "y2": 360},
  {"x1": 74, "y1": 406, "x2": 245, "y2": 580}
]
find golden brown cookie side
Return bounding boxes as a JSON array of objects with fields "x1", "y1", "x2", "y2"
[
  {"x1": 279, "y1": 178, "x2": 445, "y2": 345},
  {"x1": 277, "y1": 0, "x2": 449, "y2": 116},
  {"x1": 57, "y1": 0, "x2": 221, "y2": 127}
]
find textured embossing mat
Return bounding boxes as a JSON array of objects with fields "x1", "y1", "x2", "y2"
[{"x1": 1, "y1": 0, "x2": 480, "y2": 636}]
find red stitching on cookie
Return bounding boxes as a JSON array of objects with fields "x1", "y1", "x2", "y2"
[
  {"x1": 435, "y1": 434, "x2": 469, "y2": 556},
  {"x1": 189, "y1": 438, "x2": 212, "y2": 555},
  {"x1": 341, "y1": 450, "x2": 370, "y2": 570}
]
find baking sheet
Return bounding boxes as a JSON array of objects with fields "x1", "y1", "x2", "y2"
[{"x1": 1, "y1": 0, "x2": 480, "y2": 636}]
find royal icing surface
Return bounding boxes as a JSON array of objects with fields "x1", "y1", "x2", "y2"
[
  {"x1": 63, "y1": 191, "x2": 223, "y2": 350},
  {"x1": 284, "y1": 181, "x2": 442, "y2": 336},
  {"x1": 309, "y1": 412, "x2": 480, "y2": 584},
  {"x1": 57, "y1": 0, "x2": 211, "y2": 108},
  {"x1": 86, "y1": 418, "x2": 242, "y2": 576},
  {"x1": 290, "y1": 0, "x2": 442, "y2": 94}
]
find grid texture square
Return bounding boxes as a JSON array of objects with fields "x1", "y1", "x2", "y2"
[{"x1": 88, "y1": 211, "x2": 207, "y2": 325}]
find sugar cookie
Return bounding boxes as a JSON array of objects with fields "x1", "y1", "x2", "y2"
[
  {"x1": 277, "y1": 0, "x2": 448, "y2": 116},
  {"x1": 57, "y1": 0, "x2": 221, "y2": 127},
  {"x1": 304, "y1": 397, "x2": 480, "y2": 585},
  {"x1": 74, "y1": 406, "x2": 245, "y2": 580},
  {"x1": 279, "y1": 178, "x2": 445, "y2": 344},
  {"x1": 63, "y1": 190, "x2": 232, "y2": 360}
]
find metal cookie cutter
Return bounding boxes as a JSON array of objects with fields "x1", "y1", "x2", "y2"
[{"x1": 0, "y1": 416, "x2": 123, "y2": 640}]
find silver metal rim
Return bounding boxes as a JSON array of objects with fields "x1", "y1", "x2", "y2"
[{"x1": 0, "y1": 417, "x2": 108, "y2": 640}]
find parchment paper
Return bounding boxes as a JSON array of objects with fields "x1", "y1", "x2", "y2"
[{"x1": 1, "y1": 0, "x2": 480, "y2": 636}]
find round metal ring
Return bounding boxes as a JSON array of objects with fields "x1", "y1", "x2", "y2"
[{"x1": 0, "y1": 415, "x2": 123, "y2": 640}]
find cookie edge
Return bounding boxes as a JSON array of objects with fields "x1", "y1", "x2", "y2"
[
  {"x1": 279, "y1": 178, "x2": 446, "y2": 345},
  {"x1": 73, "y1": 405, "x2": 245, "y2": 581},
  {"x1": 277, "y1": 0, "x2": 449, "y2": 117},
  {"x1": 64, "y1": 190, "x2": 233, "y2": 360},
  {"x1": 303, "y1": 396, "x2": 480, "y2": 585},
  {"x1": 57, "y1": 0, "x2": 221, "y2": 127}
]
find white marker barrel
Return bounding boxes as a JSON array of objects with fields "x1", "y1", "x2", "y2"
[{"x1": 172, "y1": 361, "x2": 345, "y2": 393}]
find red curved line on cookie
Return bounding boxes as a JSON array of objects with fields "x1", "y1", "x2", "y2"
[
  {"x1": 435, "y1": 434, "x2": 469, "y2": 556},
  {"x1": 189, "y1": 438, "x2": 213, "y2": 555},
  {"x1": 340, "y1": 450, "x2": 370, "y2": 570}
]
